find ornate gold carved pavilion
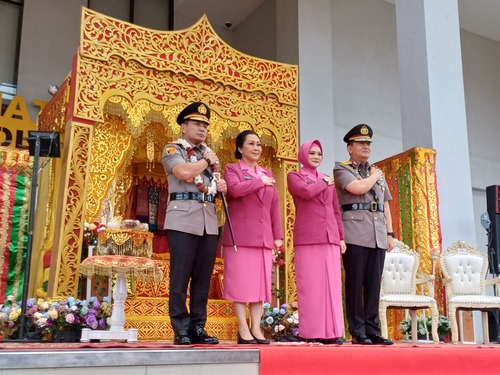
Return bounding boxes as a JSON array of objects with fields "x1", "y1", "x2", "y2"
[{"x1": 35, "y1": 7, "x2": 299, "y2": 339}]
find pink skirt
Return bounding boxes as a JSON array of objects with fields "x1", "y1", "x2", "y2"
[
  {"x1": 294, "y1": 243, "x2": 344, "y2": 339},
  {"x1": 222, "y1": 246, "x2": 272, "y2": 303}
]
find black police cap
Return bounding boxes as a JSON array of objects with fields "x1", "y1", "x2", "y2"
[
  {"x1": 176, "y1": 102, "x2": 210, "y2": 125},
  {"x1": 343, "y1": 124, "x2": 373, "y2": 143}
]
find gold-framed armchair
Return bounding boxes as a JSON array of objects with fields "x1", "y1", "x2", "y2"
[
  {"x1": 379, "y1": 239, "x2": 439, "y2": 343},
  {"x1": 440, "y1": 240, "x2": 500, "y2": 344}
]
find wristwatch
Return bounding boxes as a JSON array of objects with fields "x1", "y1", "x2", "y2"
[
  {"x1": 203, "y1": 157, "x2": 211, "y2": 166},
  {"x1": 322, "y1": 177, "x2": 329, "y2": 184},
  {"x1": 387, "y1": 232, "x2": 395, "y2": 238}
]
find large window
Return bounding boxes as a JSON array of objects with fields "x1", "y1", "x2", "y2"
[
  {"x1": 0, "y1": 0, "x2": 22, "y2": 106},
  {"x1": 89, "y1": 0, "x2": 172, "y2": 30}
]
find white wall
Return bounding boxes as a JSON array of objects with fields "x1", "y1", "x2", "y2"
[
  {"x1": 461, "y1": 29, "x2": 500, "y2": 249},
  {"x1": 330, "y1": 0, "x2": 403, "y2": 164}
]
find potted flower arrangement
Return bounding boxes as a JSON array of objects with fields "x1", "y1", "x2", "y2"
[
  {"x1": 398, "y1": 314, "x2": 451, "y2": 341},
  {"x1": 0, "y1": 295, "x2": 112, "y2": 341},
  {"x1": 260, "y1": 301, "x2": 301, "y2": 342}
]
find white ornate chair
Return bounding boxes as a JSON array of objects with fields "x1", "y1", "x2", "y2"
[
  {"x1": 379, "y1": 239, "x2": 439, "y2": 343},
  {"x1": 440, "y1": 240, "x2": 500, "y2": 344}
]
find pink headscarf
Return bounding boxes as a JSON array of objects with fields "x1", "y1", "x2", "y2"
[{"x1": 298, "y1": 140, "x2": 323, "y2": 180}]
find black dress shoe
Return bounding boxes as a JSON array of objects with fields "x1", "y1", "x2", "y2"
[
  {"x1": 351, "y1": 335, "x2": 372, "y2": 345},
  {"x1": 173, "y1": 330, "x2": 192, "y2": 345},
  {"x1": 320, "y1": 337, "x2": 344, "y2": 345},
  {"x1": 188, "y1": 325, "x2": 219, "y2": 344},
  {"x1": 237, "y1": 333, "x2": 258, "y2": 344},
  {"x1": 250, "y1": 330, "x2": 270, "y2": 344},
  {"x1": 367, "y1": 334, "x2": 394, "y2": 345}
]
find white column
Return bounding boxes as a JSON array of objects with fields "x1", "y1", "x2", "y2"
[{"x1": 395, "y1": 0, "x2": 477, "y2": 249}]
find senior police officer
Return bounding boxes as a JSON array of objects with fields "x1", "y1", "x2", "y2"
[
  {"x1": 162, "y1": 102, "x2": 227, "y2": 345},
  {"x1": 333, "y1": 124, "x2": 394, "y2": 345}
]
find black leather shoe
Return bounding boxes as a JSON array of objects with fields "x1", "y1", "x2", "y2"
[
  {"x1": 320, "y1": 337, "x2": 344, "y2": 345},
  {"x1": 250, "y1": 330, "x2": 270, "y2": 344},
  {"x1": 367, "y1": 334, "x2": 394, "y2": 345},
  {"x1": 351, "y1": 335, "x2": 372, "y2": 345},
  {"x1": 237, "y1": 333, "x2": 257, "y2": 344},
  {"x1": 188, "y1": 325, "x2": 219, "y2": 344},
  {"x1": 173, "y1": 330, "x2": 192, "y2": 345}
]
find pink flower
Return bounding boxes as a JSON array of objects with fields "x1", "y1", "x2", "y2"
[{"x1": 65, "y1": 313, "x2": 75, "y2": 324}]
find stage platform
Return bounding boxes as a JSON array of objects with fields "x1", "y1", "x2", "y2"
[{"x1": 0, "y1": 340, "x2": 499, "y2": 375}]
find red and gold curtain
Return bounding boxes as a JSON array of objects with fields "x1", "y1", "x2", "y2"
[
  {"x1": 377, "y1": 147, "x2": 444, "y2": 339},
  {"x1": 0, "y1": 147, "x2": 32, "y2": 302}
]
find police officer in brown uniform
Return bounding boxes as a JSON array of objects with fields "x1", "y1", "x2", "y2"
[
  {"x1": 333, "y1": 124, "x2": 394, "y2": 345},
  {"x1": 162, "y1": 102, "x2": 227, "y2": 345}
]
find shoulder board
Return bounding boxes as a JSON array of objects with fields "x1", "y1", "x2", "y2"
[{"x1": 339, "y1": 160, "x2": 352, "y2": 165}]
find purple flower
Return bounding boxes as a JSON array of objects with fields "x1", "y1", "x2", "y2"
[{"x1": 85, "y1": 314, "x2": 98, "y2": 329}]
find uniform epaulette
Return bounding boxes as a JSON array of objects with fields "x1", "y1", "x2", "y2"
[{"x1": 340, "y1": 160, "x2": 352, "y2": 165}]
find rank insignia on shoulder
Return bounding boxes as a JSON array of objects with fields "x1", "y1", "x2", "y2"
[
  {"x1": 340, "y1": 160, "x2": 352, "y2": 165},
  {"x1": 165, "y1": 146, "x2": 177, "y2": 155}
]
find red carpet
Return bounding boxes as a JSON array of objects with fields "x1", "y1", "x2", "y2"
[
  {"x1": 1, "y1": 341, "x2": 499, "y2": 374},
  {"x1": 259, "y1": 343, "x2": 500, "y2": 375}
]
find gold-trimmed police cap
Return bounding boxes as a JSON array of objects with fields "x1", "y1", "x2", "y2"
[
  {"x1": 343, "y1": 124, "x2": 373, "y2": 143},
  {"x1": 176, "y1": 102, "x2": 210, "y2": 125}
]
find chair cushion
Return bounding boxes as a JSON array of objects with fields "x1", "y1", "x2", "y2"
[
  {"x1": 382, "y1": 252, "x2": 416, "y2": 294},
  {"x1": 449, "y1": 295, "x2": 500, "y2": 305},
  {"x1": 443, "y1": 254, "x2": 484, "y2": 295}
]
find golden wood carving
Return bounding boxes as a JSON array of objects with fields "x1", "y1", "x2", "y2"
[
  {"x1": 85, "y1": 115, "x2": 132, "y2": 222},
  {"x1": 49, "y1": 122, "x2": 92, "y2": 297},
  {"x1": 80, "y1": 9, "x2": 296, "y2": 105},
  {"x1": 38, "y1": 76, "x2": 70, "y2": 133},
  {"x1": 41, "y1": 8, "x2": 299, "y2": 338}
]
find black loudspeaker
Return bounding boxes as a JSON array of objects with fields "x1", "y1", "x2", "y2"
[
  {"x1": 486, "y1": 185, "x2": 500, "y2": 275},
  {"x1": 26, "y1": 131, "x2": 61, "y2": 158}
]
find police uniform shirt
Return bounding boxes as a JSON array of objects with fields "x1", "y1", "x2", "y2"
[
  {"x1": 333, "y1": 161, "x2": 392, "y2": 249},
  {"x1": 161, "y1": 142, "x2": 218, "y2": 236}
]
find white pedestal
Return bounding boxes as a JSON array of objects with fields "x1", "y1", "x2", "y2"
[{"x1": 80, "y1": 274, "x2": 138, "y2": 343}]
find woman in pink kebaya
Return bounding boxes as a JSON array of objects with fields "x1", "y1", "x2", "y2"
[
  {"x1": 287, "y1": 140, "x2": 346, "y2": 344},
  {"x1": 222, "y1": 130, "x2": 283, "y2": 345}
]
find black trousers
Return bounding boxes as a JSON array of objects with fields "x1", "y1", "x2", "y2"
[
  {"x1": 167, "y1": 230, "x2": 218, "y2": 333},
  {"x1": 342, "y1": 243, "x2": 386, "y2": 337}
]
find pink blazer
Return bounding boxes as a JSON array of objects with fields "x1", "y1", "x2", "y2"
[
  {"x1": 222, "y1": 162, "x2": 283, "y2": 249},
  {"x1": 287, "y1": 169, "x2": 344, "y2": 246}
]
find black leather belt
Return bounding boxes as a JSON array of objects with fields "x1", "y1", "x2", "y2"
[
  {"x1": 170, "y1": 192, "x2": 215, "y2": 203},
  {"x1": 341, "y1": 202, "x2": 384, "y2": 212}
]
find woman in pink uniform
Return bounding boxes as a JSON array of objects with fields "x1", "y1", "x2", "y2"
[
  {"x1": 222, "y1": 130, "x2": 283, "y2": 344},
  {"x1": 287, "y1": 140, "x2": 346, "y2": 344}
]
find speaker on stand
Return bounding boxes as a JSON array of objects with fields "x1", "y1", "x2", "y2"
[
  {"x1": 485, "y1": 185, "x2": 500, "y2": 343},
  {"x1": 14, "y1": 131, "x2": 60, "y2": 341}
]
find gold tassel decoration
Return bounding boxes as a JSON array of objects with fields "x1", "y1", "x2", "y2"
[{"x1": 146, "y1": 130, "x2": 154, "y2": 171}]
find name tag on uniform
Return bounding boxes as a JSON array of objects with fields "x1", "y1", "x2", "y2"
[
  {"x1": 243, "y1": 175, "x2": 254, "y2": 180},
  {"x1": 306, "y1": 179, "x2": 314, "y2": 184}
]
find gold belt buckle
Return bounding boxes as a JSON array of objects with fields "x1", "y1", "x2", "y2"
[{"x1": 370, "y1": 202, "x2": 378, "y2": 212}]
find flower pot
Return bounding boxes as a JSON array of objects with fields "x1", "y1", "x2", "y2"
[{"x1": 53, "y1": 330, "x2": 81, "y2": 343}]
